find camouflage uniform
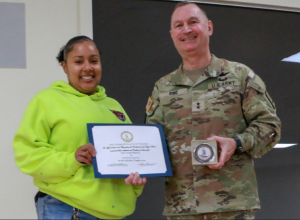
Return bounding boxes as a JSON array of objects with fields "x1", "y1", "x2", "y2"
[
  {"x1": 167, "y1": 209, "x2": 255, "y2": 220},
  {"x1": 145, "y1": 55, "x2": 281, "y2": 217}
]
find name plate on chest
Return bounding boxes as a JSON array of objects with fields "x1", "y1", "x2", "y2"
[{"x1": 191, "y1": 140, "x2": 218, "y2": 165}]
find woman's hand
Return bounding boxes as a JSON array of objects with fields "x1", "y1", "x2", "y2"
[
  {"x1": 125, "y1": 172, "x2": 147, "y2": 187},
  {"x1": 75, "y1": 143, "x2": 97, "y2": 165}
]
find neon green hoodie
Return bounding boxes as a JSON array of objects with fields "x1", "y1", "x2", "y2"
[{"x1": 13, "y1": 81, "x2": 143, "y2": 219}]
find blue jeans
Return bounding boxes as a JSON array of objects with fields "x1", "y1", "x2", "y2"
[{"x1": 35, "y1": 194, "x2": 101, "y2": 219}]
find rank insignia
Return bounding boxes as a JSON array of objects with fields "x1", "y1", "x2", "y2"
[
  {"x1": 146, "y1": 97, "x2": 153, "y2": 112},
  {"x1": 110, "y1": 110, "x2": 126, "y2": 122}
]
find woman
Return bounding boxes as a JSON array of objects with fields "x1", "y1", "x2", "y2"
[{"x1": 13, "y1": 36, "x2": 146, "y2": 219}]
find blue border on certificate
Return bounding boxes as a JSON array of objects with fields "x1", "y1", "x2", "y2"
[{"x1": 87, "y1": 123, "x2": 173, "y2": 178}]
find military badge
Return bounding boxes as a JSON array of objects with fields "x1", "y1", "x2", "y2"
[
  {"x1": 146, "y1": 97, "x2": 153, "y2": 112},
  {"x1": 218, "y1": 77, "x2": 228, "y2": 81},
  {"x1": 219, "y1": 71, "x2": 229, "y2": 77},
  {"x1": 191, "y1": 140, "x2": 218, "y2": 165},
  {"x1": 110, "y1": 110, "x2": 126, "y2": 122}
]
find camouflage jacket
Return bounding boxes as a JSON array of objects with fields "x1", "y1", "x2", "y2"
[{"x1": 145, "y1": 55, "x2": 281, "y2": 216}]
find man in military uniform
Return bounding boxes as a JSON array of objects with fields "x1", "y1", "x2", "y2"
[{"x1": 145, "y1": 2, "x2": 281, "y2": 219}]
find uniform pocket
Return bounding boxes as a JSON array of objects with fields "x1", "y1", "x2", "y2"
[
  {"x1": 160, "y1": 92, "x2": 189, "y2": 121},
  {"x1": 248, "y1": 75, "x2": 276, "y2": 109},
  {"x1": 209, "y1": 86, "x2": 242, "y2": 117}
]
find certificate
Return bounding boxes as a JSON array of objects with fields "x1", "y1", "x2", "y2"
[{"x1": 87, "y1": 124, "x2": 173, "y2": 178}]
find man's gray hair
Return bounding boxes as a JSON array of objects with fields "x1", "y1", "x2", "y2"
[{"x1": 172, "y1": 1, "x2": 209, "y2": 20}]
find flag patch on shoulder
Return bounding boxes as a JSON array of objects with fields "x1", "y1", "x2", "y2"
[{"x1": 146, "y1": 97, "x2": 153, "y2": 112}]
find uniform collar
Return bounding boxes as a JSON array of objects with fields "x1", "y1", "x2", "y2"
[
  {"x1": 207, "y1": 54, "x2": 224, "y2": 77},
  {"x1": 169, "y1": 54, "x2": 225, "y2": 86}
]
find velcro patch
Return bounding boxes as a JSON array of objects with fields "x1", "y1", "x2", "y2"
[
  {"x1": 249, "y1": 75, "x2": 266, "y2": 93},
  {"x1": 248, "y1": 70, "x2": 255, "y2": 79},
  {"x1": 146, "y1": 97, "x2": 153, "y2": 112}
]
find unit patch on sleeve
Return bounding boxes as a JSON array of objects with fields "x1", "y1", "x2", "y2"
[
  {"x1": 146, "y1": 97, "x2": 153, "y2": 112},
  {"x1": 110, "y1": 110, "x2": 126, "y2": 122}
]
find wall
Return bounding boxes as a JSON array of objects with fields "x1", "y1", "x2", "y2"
[{"x1": 0, "y1": 0, "x2": 92, "y2": 218}]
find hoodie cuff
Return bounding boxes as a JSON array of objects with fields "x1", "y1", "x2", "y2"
[
  {"x1": 133, "y1": 185, "x2": 144, "y2": 197},
  {"x1": 67, "y1": 152, "x2": 86, "y2": 173}
]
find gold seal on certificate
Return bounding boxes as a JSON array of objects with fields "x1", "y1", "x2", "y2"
[
  {"x1": 121, "y1": 131, "x2": 133, "y2": 142},
  {"x1": 191, "y1": 140, "x2": 218, "y2": 165}
]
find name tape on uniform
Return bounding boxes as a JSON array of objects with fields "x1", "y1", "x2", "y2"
[
  {"x1": 159, "y1": 88, "x2": 188, "y2": 98},
  {"x1": 208, "y1": 80, "x2": 240, "y2": 89}
]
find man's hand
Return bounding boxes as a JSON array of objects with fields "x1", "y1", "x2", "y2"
[
  {"x1": 125, "y1": 172, "x2": 147, "y2": 187},
  {"x1": 207, "y1": 136, "x2": 237, "y2": 169},
  {"x1": 75, "y1": 143, "x2": 97, "y2": 165}
]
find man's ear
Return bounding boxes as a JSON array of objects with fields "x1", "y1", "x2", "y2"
[{"x1": 208, "y1": 20, "x2": 213, "y2": 36}]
